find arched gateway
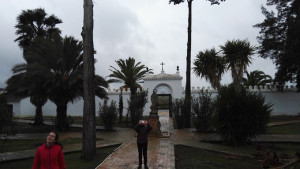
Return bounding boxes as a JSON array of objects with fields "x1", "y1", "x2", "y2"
[{"x1": 143, "y1": 68, "x2": 183, "y2": 117}]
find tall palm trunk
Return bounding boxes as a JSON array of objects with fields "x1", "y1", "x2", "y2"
[
  {"x1": 34, "y1": 105, "x2": 43, "y2": 125},
  {"x1": 82, "y1": 0, "x2": 96, "y2": 160},
  {"x1": 184, "y1": 0, "x2": 192, "y2": 128},
  {"x1": 56, "y1": 103, "x2": 68, "y2": 131},
  {"x1": 30, "y1": 96, "x2": 47, "y2": 125}
]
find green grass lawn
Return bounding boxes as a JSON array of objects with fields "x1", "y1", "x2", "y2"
[
  {"x1": 267, "y1": 122, "x2": 300, "y2": 134},
  {"x1": 0, "y1": 145, "x2": 119, "y2": 169},
  {"x1": 269, "y1": 115, "x2": 300, "y2": 122},
  {"x1": 175, "y1": 145, "x2": 261, "y2": 169},
  {"x1": 0, "y1": 138, "x2": 102, "y2": 153}
]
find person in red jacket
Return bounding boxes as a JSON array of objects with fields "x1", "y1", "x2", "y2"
[
  {"x1": 135, "y1": 120, "x2": 152, "y2": 169},
  {"x1": 32, "y1": 131, "x2": 66, "y2": 169}
]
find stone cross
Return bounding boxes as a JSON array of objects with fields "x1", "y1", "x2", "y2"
[{"x1": 160, "y1": 62, "x2": 165, "y2": 71}]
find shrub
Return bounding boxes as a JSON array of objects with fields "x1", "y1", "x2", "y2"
[
  {"x1": 98, "y1": 100, "x2": 118, "y2": 131},
  {"x1": 0, "y1": 94, "x2": 15, "y2": 137},
  {"x1": 128, "y1": 91, "x2": 148, "y2": 127},
  {"x1": 213, "y1": 84, "x2": 272, "y2": 145},
  {"x1": 172, "y1": 98, "x2": 185, "y2": 129},
  {"x1": 192, "y1": 91, "x2": 214, "y2": 132}
]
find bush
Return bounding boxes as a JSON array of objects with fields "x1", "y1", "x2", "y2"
[
  {"x1": 192, "y1": 91, "x2": 214, "y2": 132},
  {"x1": 213, "y1": 85, "x2": 272, "y2": 145},
  {"x1": 128, "y1": 91, "x2": 148, "y2": 127},
  {"x1": 98, "y1": 100, "x2": 118, "y2": 131},
  {"x1": 0, "y1": 94, "x2": 15, "y2": 137},
  {"x1": 172, "y1": 98, "x2": 185, "y2": 129}
]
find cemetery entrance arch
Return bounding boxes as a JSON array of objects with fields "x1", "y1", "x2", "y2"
[{"x1": 154, "y1": 84, "x2": 173, "y2": 117}]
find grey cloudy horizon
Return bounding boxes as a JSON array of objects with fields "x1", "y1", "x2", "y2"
[{"x1": 0, "y1": 0, "x2": 276, "y2": 90}]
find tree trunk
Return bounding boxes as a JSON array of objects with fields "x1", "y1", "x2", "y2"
[
  {"x1": 56, "y1": 103, "x2": 68, "y2": 131},
  {"x1": 30, "y1": 96, "x2": 46, "y2": 126},
  {"x1": 34, "y1": 105, "x2": 44, "y2": 125},
  {"x1": 184, "y1": 0, "x2": 192, "y2": 128},
  {"x1": 119, "y1": 93, "x2": 123, "y2": 123},
  {"x1": 81, "y1": 0, "x2": 96, "y2": 160}
]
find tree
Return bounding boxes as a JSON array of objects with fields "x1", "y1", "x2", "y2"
[
  {"x1": 6, "y1": 63, "x2": 48, "y2": 125},
  {"x1": 254, "y1": 0, "x2": 300, "y2": 90},
  {"x1": 8, "y1": 8, "x2": 62, "y2": 125},
  {"x1": 118, "y1": 91, "x2": 123, "y2": 123},
  {"x1": 81, "y1": 0, "x2": 97, "y2": 160},
  {"x1": 193, "y1": 48, "x2": 226, "y2": 89},
  {"x1": 242, "y1": 70, "x2": 273, "y2": 87},
  {"x1": 213, "y1": 84, "x2": 272, "y2": 145},
  {"x1": 24, "y1": 33, "x2": 108, "y2": 132},
  {"x1": 169, "y1": 0, "x2": 226, "y2": 127},
  {"x1": 220, "y1": 39, "x2": 255, "y2": 92},
  {"x1": 108, "y1": 57, "x2": 153, "y2": 95},
  {"x1": 15, "y1": 8, "x2": 61, "y2": 49},
  {"x1": 193, "y1": 39, "x2": 255, "y2": 93}
]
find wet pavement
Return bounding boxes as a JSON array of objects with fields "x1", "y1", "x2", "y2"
[
  {"x1": 97, "y1": 111, "x2": 175, "y2": 169},
  {"x1": 1, "y1": 111, "x2": 300, "y2": 169}
]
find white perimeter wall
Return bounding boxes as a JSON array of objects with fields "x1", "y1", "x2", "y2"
[{"x1": 9, "y1": 88, "x2": 300, "y2": 117}]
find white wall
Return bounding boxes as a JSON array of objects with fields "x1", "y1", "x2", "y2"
[{"x1": 9, "y1": 85, "x2": 300, "y2": 117}]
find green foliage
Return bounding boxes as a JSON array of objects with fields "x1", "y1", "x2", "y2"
[
  {"x1": 18, "y1": 33, "x2": 108, "y2": 130},
  {"x1": 254, "y1": 0, "x2": 300, "y2": 90},
  {"x1": 242, "y1": 70, "x2": 273, "y2": 87},
  {"x1": 108, "y1": 57, "x2": 153, "y2": 95},
  {"x1": 220, "y1": 39, "x2": 256, "y2": 87},
  {"x1": 193, "y1": 48, "x2": 226, "y2": 89},
  {"x1": 0, "y1": 94, "x2": 15, "y2": 137},
  {"x1": 172, "y1": 98, "x2": 185, "y2": 129},
  {"x1": 98, "y1": 100, "x2": 118, "y2": 131},
  {"x1": 15, "y1": 8, "x2": 62, "y2": 48},
  {"x1": 192, "y1": 91, "x2": 214, "y2": 132},
  {"x1": 128, "y1": 91, "x2": 148, "y2": 127},
  {"x1": 213, "y1": 85, "x2": 272, "y2": 145},
  {"x1": 193, "y1": 39, "x2": 255, "y2": 92}
]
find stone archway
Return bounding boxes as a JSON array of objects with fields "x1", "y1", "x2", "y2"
[{"x1": 154, "y1": 84, "x2": 173, "y2": 117}]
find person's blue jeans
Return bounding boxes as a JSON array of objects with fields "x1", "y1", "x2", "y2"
[{"x1": 137, "y1": 143, "x2": 148, "y2": 165}]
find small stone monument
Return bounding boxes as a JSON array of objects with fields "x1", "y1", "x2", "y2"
[{"x1": 148, "y1": 89, "x2": 161, "y2": 136}]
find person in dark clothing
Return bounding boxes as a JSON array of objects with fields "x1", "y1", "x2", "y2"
[{"x1": 135, "y1": 120, "x2": 152, "y2": 169}]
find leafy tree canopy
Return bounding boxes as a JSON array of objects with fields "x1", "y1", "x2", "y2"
[
  {"x1": 242, "y1": 70, "x2": 273, "y2": 87},
  {"x1": 108, "y1": 57, "x2": 153, "y2": 95},
  {"x1": 15, "y1": 8, "x2": 62, "y2": 48},
  {"x1": 254, "y1": 0, "x2": 300, "y2": 90}
]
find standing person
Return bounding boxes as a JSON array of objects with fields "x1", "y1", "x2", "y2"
[
  {"x1": 32, "y1": 131, "x2": 66, "y2": 169},
  {"x1": 135, "y1": 120, "x2": 152, "y2": 169}
]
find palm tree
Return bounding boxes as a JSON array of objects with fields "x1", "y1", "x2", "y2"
[
  {"x1": 242, "y1": 70, "x2": 273, "y2": 88},
  {"x1": 15, "y1": 8, "x2": 62, "y2": 49},
  {"x1": 193, "y1": 48, "x2": 226, "y2": 89},
  {"x1": 25, "y1": 33, "x2": 108, "y2": 130},
  {"x1": 108, "y1": 57, "x2": 153, "y2": 95},
  {"x1": 169, "y1": 0, "x2": 226, "y2": 127},
  {"x1": 220, "y1": 39, "x2": 256, "y2": 92},
  {"x1": 7, "y1": 8, "x2": 62, "y2": 125},
  {"x1": 6, "y1": 64, "x2": 48, "y2": 125}
]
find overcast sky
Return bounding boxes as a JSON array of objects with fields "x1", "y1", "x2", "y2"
[{"x1": 0, "y1": 0, "x2": 276, "y2": 89}]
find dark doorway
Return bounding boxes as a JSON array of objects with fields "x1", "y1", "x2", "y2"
[{"x1": 157, "y1": 94, "x2": 172, "y2": 117}]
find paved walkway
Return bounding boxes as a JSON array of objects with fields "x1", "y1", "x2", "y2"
[
  {"x1": 1, "y1": 112, "x2": 300, "y2": 169},
  {"x1": 97, "y1": 112, "x2": 175, "y2": 169}
]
